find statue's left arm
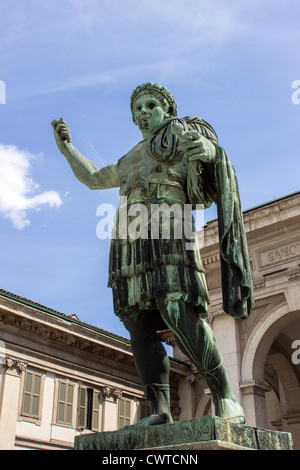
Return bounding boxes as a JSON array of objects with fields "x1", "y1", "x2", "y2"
[
  {"x1": 172, "y1": 123, "x2": 216, "y2": 164},
  {"x1": 171, "y1": 120, "x2": 217, "y2": 208},
  {"x1": 172, "y1": 118, "x2": 254, "y2": 320}
]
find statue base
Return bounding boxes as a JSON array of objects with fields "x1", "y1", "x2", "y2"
[{"x1": 74, "y1": 415, "x2": 293, "y2": 451}]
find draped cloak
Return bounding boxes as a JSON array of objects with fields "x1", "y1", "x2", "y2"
[{"x1": 108, "y1": 116, "x2": 254, "y2": 323}]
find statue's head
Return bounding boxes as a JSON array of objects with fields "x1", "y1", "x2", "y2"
[
  {"x1": 131, "y1": 82, "x2": 177, "y2": 122},
  {"x1": 130, "y1": 83, "x2": 177, "y2": 138}
]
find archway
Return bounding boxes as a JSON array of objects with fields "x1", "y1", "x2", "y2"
[{"x1": 240, "y1": 302, "x2": 300, "y2": 448}]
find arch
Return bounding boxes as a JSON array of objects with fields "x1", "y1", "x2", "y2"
[
  {"x1": 241, "y1": 302, "x2": 300, "y2": 383},
  {"x1": 195, "y1": 392, "x2": 211, "y2": 418},
  {"x1": 267, "y1": 351, "x2": 300, "y2": 417}
]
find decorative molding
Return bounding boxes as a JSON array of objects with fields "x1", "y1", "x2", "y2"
[
  {"x1": 240, "y1": 380, "x2": 271, "y2": 397},
  {"x1": 185, "y1": 371, "x2": 196, "y2": 384},
  {"x1": 288, "y1": 269, "x2": 300, "y2": 281},
  {"x1": 6, "y1": 357, "x2": 14, "y2": 369},
  {"x1": 253, "y1": 277, "x2": 265, "y2": 290},
  {"x1": 202, "y1": 254, "x2": 220, "y2": 266},
  {"x1": 101, "y1": 386, "x2": 112, "y2": 398},
  {"x1": 5, "y1": 357, "x2": 28, "y2": 376},
  {"x1": 17, "y1": 361, "x2": 27, "y2": 371},
  {"x1": 113, "y1": 389, "x2": 123, "y2": 400},
  {"x1": 243, "y1": 194, "x2": 300, "y2": 232},
  {"x1": 101, "y1": 386, "x2": 123, "y2": 402},
  {"x1": 206, "y1": 308, "x2": 226, "y2": 323},
  {"x1": 0, "y1": 309, "x2": 134, "y2": 367}
]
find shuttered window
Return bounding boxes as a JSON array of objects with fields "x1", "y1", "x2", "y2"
[
  {"x1": 92, "y1": 390, "x2": 101, "y2": 431},
  {"x1": 56, "y1": 380, "x2": 74, "y2": 425},
  {"x1": 21, "y1": 371, "x2": 42, "y2": 418},
  {"x1": 78, "y1": 386, "x2": 87, "y2": 428},
  {"x1": 78, "y1": 387, "x2": 101, "y2": 431},
  {"x1": 118, "y1": 397, "x2": 131, "y2": 428}
]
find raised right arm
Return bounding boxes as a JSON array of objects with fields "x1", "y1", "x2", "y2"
[{"x1": 51, "y1": 118, "x2": 120, "y2": 190}]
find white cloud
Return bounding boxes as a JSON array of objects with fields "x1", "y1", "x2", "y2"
[{"x1": 0, "y1": 144, "x2": 62, "y2": 229}]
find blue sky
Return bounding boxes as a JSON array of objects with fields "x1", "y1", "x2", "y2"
[{"x1": 0, "y1": 0, "x2": 299, "y2": 339}]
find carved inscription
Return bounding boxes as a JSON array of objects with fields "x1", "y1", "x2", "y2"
[{"x1": 260, "y1": 242, "x2": 300, "y2": 266}]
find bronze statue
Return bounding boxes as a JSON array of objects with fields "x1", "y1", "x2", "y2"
[{"x1": 52, "y1": 82, "x2": 254, "y2": 426}]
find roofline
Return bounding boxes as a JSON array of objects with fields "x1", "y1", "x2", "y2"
[
  {"x1": 0, "y1": 288, "x2": 188, "y2": 367},
  {"x1": 243, "y1": 190, "x2": 300, "y2": 215},
  {"x1": 0, "y1": 288, "x2": 131, "y2": 345},
  {"x1": 205, "y1": 190, "x2": 300, "y2": 225}
]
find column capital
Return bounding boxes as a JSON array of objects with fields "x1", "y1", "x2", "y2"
[
  {"x1": 5, "y1": 357, "x2": 28, "y2": 376},
  {"x1": 240, "y1": 380, "x2": 271, "y2": 397},
  {"x1": 101, "y1": 386, "x2": 123, "y2": 402},
  {"x1": 206, "y1": 308, "x2": 226, "y2": 324}
]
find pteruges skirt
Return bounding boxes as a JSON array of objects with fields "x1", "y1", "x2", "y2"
[{"x1": 107, "y1": 210, "x2": 209, "y2": 325}]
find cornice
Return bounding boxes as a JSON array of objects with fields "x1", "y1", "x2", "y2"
[
  {"x1": 0, "y1": 305, "x2": 135, "y2": 369},
  {"x1": 202, "y1": 192, "x2": 300, "y2": 248},
  {"x1": 0, "y1": 289, "x2": 130, "y2": 346},
  {"x1": 202, "y1": 253, "x2": 220, "y2": 266},
  {"x1": 0, "y1": 299, "x2": 187, "y2": 378}
]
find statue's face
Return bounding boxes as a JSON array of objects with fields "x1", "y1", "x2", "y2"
[{"x1": 133, "y1": 94, "x2": 169, "y2": 138}]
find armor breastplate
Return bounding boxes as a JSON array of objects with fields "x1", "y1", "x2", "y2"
[{"x1": 118, "y1": 140, "x2": 188, "y2": 205}]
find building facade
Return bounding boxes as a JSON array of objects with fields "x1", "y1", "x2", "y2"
[
  {"x1": 0, "y1": 290, "x2": 188, "y2": 450},
  {"x1": 197, "y1": 191, "x2": 300, "y2": 449},
  {"x1": 0, "y1": 191, "x2": 299, "y2": 449}
]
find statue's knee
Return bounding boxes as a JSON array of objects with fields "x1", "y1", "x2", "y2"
[{"x1": 156, "y1": 295, "x2": 185, "y2": 329}]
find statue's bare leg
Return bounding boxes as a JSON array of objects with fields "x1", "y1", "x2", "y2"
[
  {"x1": 156, "y1": 296, "x2": 246, "y2": 424},
  {"x1": 122, "y1": 311, "x2": 173, "y2": 426}
]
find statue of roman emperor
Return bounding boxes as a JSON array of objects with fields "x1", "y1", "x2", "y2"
[{"x1": 52, "y1": 82, "x2": 254, "y2": 426}]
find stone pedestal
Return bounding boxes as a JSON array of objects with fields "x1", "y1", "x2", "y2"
[{"x1": 74, "y1": 415, "x2": 293, "y2": 451}]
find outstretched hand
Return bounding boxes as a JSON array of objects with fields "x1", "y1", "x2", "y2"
[{"x1": 171, "y1": 123, "x2": 213, "y2": 163}]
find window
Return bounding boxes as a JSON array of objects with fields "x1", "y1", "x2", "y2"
[
  {"x1": 56, "y1": 380, "x2": 74, "y2": 426},
  {"x1": 78, "y1": 387, "x2": 101, "y2": 431},
  {"x1": 21, "y1": 370, "x2": 42, "y2": 419},
  {"x1": 118, "y1": 397, "x2": 131, "y2": 429}
]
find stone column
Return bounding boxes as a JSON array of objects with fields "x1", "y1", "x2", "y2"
[
  {"x1": 178, "y1": 371, "x2": 197, "y2": 421},
  {"x1": 240, "y1": 380, "x2": 271, "y2": 428},
  {"x1": 0, "y1": 358, "x2": 27, "y2": 449},
  {"x1": 208, "y1": 310, "x2": 243, "y2": 403}
]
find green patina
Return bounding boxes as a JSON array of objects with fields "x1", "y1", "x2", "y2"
[
  {"x1": 52, "y1": 82, "x2": 254, "y2": 427},
  {"x1": 74, "y1": 415, "x2": 293, "y2": 451}
]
